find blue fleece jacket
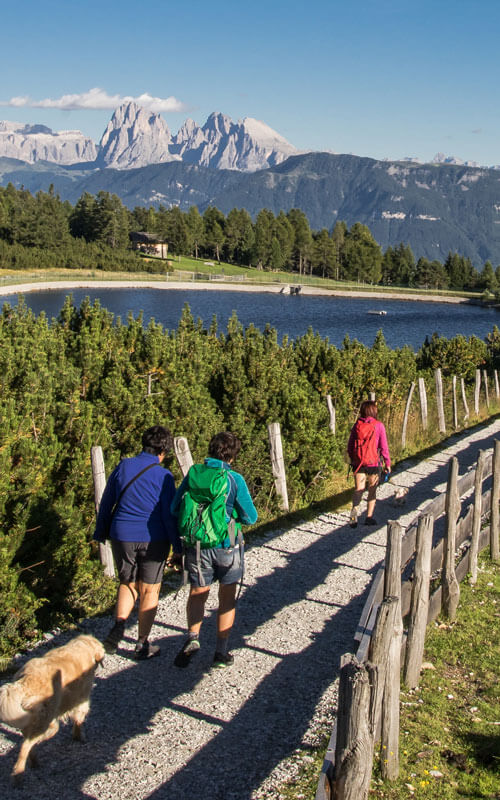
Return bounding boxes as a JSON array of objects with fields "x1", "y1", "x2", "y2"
[{"x1": 93, "y1": 451, "x2": 180, "y2": 550}]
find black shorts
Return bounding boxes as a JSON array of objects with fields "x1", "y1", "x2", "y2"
[
  {"x1": 355, "y1": 466, "x2": 380, "y2": 476},
  {"x1": 111, "y1": 540, "x2": 169, "y2": 585}
]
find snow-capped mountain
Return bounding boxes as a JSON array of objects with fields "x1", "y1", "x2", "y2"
[
  {"x1": 0, "y1": 102, "x2": 298, "y2": 172},
  {"x1": 0, "y1": 121, "x2": 97, "y2": 164}
]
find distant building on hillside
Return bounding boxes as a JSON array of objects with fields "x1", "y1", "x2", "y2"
[{"x1": 130, "y1": 231, "x2": 168, "y2": 258}]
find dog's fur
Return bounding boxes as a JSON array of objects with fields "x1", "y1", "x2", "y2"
[
  {"x1": 0, "y1": 634, "x2": 104, "y2": 783},
  {"x1": 392, "y1": 486, "x2": 409, "y2": 507}
]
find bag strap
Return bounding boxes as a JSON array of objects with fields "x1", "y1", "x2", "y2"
[{"x1": 109, "y1": 462, "x2": 158, "y2": 523}]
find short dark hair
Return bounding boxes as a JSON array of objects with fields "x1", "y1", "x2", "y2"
[
  {"x1": 359, "y1": 401, "x2": 378, "y2": 419},
  {"x1": 142, "y1": 425, "x2": 173, "y2": 455},
  {"x1": 208, "y1": 431, "x2": 241, "y2": 462}
]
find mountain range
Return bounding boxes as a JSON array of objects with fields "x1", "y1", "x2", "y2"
[
  {"x1": 1, "y1": 102, "x2": 500, "y2": 265},
  {"x1": 0, "y1": 102, "x2": 298, "y2": 172}
]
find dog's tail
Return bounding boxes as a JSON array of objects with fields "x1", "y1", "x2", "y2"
[{"x1": 0, "y1": 682, "x2": 32, "y2": 729}]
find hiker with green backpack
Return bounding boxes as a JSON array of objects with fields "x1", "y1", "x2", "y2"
[
  {"x1": 347, "y1": 400, "x2": 391, "y2": 528},
  {"x1": 171, "y1": 432, "x2": 258, "y2": 669}
]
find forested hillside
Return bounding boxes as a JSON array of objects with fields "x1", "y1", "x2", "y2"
[
  {"x1": 1, "y1": 293, "x2": 499, "y2": 659},
  {"x1": 1, "y1": 184, "x2": 499, "y2": 291}
]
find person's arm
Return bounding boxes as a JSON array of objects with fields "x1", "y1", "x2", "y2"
[
  {"x1": 377, "y1": 423, "x2": 391, "y2": 470},
  {"x1": 232, "y1": 472, "x2": 258, "y2": 525},
  {"x1": 161, "y1": 471, "x2": 182, "y2": 552},
  {"x1": 93, "y1": 466, "x2": 119, "y2": 541},
  {"x1": 170, "y1": 473, "x2": 189, "y2": 516}
]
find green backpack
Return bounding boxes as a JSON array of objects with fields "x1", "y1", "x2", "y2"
[{"x1": 177, "y1": 464, "x2": 231, "y2": 548}]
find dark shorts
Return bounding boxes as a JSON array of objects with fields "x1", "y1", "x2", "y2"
[
  {"x1": 355, "y1": 466, "x2": 380, "y2": 476},
  {"x1": 185, "y1": 544, "x2": 244, "y2": 588},
  {"x1": 111, "y1": 540, "x2": 169, "y2": 585}
]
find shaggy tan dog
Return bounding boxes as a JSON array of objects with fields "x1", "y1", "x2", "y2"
[{"x1": 0, "y1": 634, "x2": 104, "y2": 783}]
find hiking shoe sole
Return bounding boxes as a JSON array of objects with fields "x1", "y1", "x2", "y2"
[
  {"x1": 174, "y1": 639, "x2": 200, "y2": 668},
  {"x1": 134, "y1": 641, "x2": 160, "y2": 660},
  {"x1": 364, "y1": 517, "x2": 378, "y2": 526},
  {"x1": 212, "y1": 651, "x2": 234, "y2": 668}
]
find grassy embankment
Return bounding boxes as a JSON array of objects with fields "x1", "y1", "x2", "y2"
[
  {"x1": 277, "y1": 554, "x2": 500, "y2": 800},
  {"x1": 0, "y1": 256, "x2": 485, "y2": 299}
]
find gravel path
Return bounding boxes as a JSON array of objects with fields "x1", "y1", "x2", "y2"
[{"x1": 1, "y1": 418, "x2": 499, "y2": 799}]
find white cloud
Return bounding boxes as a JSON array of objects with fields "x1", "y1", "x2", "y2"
[{"x1": 0, "y1": 88, "x2": 187, "y2": 113}]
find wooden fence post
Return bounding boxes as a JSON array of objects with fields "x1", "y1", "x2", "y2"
[
  {"x1": 403, "y1": 513, "x2": 433, "y2": 688},
  {"x1": 368, "y1": 596, "x2": 399, "y2": 738},
  {"x1": 443, "y1": 457, "x2": 460, "y2": 620},
  {"x1": 90, "y1": 446, "x2": 115, "y2": 579},
  {"x1": 452, "y1": 375, "x2": 458, "y2": 430},
  {"x1": 482, "y1": 370, "x2": 490, "y2": 409},
  {"x1": 326, "y1": 394, "x2": 336, "y2": 434},
  {"x1": 474, "y1": 369, "x2": 481, "y2": 415},
  {"x1": 268, "y1": 422, "x2": 289, "y2": 512},
  {"x1": 494, "y1": 370, "x2": 500, "y2": 400},
  {"x1": 491, "y1": 440, "x2": 500, "y2": 562},
  {"x1": 460, "y1": 377, "x2": 469, "y2": 421},
  {"x1": 332, "y1": 655, "x2": 375, "y2": 800},
  {"x1": 435, "y1": 368, "x2": 446, "y2": 433},
  {"x1": 469, "y1": 449, "x2": 485, "y2": 584},
  {"x1": 401, "y1": 382, "x2": 415, "y2": 449},
  {"x1": 380, "y1": 521, "x2": 402, "y2": 780},
  {"x1": 174, "y1": 436, "x2": 194, "y2": 477},
  {"x1": 418, "y1": 377, "x2": 428, "y2": 430},
  {"x1": 369, "y1": 392, "x2": 376, "y2": 402}
]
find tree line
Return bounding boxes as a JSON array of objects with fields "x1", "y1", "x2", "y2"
[
  {"x1": 1, "y1": 183, "x2": 500, "y2": 291},
  {"x1": 1, "y1": 293, "x2": 500, "y2": 658}
]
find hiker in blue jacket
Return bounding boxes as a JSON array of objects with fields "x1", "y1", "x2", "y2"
[
  {"x1": 94, "y1": 426, "x2": 181, "y2": 659},
  {"x1": 171, "y1": 431, "x2": 257, "y2": 668}
]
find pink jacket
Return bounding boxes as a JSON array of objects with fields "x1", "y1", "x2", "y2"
[{"x1": 347, "y1": 417, "x2": 391, "y2": 469}]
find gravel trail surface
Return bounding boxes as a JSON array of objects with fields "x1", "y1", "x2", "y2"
[{"x1": 1, "y1": 418, "x2": 499, "y2": 799}]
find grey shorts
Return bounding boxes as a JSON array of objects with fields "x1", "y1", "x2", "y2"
[
  {"x1": 111, "y1": 540, "x2": 169, "y2": 585},
  {"x1": 185, "y1": 544, "x2": 244, "y2": 588}
]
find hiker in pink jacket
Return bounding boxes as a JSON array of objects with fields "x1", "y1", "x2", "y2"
[{"x1": 347, "y1": 400, "x2": 391, "y2": 528}]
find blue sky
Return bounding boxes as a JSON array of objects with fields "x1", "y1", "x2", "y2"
[{"x1": 2, "y1": 0, "x2": 499, "y2": 164}]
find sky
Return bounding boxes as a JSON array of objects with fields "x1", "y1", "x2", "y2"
[{"x1": 2, "y1": 0, "x2": 500, "y2": 165}]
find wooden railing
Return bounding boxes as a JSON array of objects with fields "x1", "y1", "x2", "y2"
[{"x1": 316, "y1": 441, "x2": 500, "y2": 800}]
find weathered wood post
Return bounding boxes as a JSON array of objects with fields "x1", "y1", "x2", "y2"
[
  {"x1": 494, "y1": 370, "x2": 500, "y2": 400},
  {"x1": 381, "y1": 521, "x2": 403, "y2": 780},
  {"x1": 326, "y1": 394, "x2": 336, "y2": 434},
  {"x1": 418, "y1": 377, "x2": 428, "y2": 430},
  {"x1": 452, "y1": 375, "x2": 458, "y2": 430},
  {"x1": 369, "y1": 391, "x2": 376, "y2": 402},
  {"x1": 174, "y1": 436, "x2": 194, "y2": 477},
  {"x1": 469, "y1": 449, "x2": 485, "y2": 584},
  {"x1": 491, "y1": 440, "x2": 500, "y2": 562},
  {"x1": 482, "y1": 370, "x2": 490, "y2": 409},
  {"x1": 434, "y1": 368, "x2": 446, "y2": 433},
  {"x1": 443, "y1": 457, "x2": 460, "y2": 620},
  {"x1": 90, "y1": 446, "x2": 115, "y2": 579},
  {"x1": 460, "y1": 377, "x2": 469, "y2": 421},
  {"x1": 474, "y1": 369, "x2": 481, "y2": 415},
  {"x1": 401, "y1": 382, "x2": 415, "y2": 449},
  {"x1": 368, "y1": 596, "x2": 399, "y2": 738},
  {"x1": 403, "y1": 513, "x2": 433, "y2": 688},
  {"x1": 332, "y1": 655, "x2": 375, "y2": 800},
  {"x1": 268, "y1": 422, "x2": 289, "y2": 512}
]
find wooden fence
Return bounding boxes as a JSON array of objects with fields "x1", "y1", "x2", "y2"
[{"x1": 316, "y1": 441, "x2": 500, "y2": 800}]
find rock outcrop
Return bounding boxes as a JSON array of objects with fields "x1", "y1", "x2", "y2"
[{"x1": 0, "y1": 121, "x2": 97, "y2": 164}]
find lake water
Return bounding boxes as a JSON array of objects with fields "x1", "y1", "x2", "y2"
[{"x1": 0, "y1": 287, "x2": 498, "y2": 350}]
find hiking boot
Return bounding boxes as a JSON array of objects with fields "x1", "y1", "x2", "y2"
[
  {"x1": 212, "y1": 651, "x2": 234, "y2": 669},
  {"x1": 103, "y1": 619, "x2": 126, "y2": 654},
  {"x1": 134, "y1": 640, "x2": 160, "y2": 660},
  {"x1": 364, "y1": 516, "x2": 378, "y2": 526},
  {"x1": 174, "y1": 638, "x2": 200, "y2": 668},
  {"x1": 349, "y1": 510, "x2": 358, "y2": 529}
]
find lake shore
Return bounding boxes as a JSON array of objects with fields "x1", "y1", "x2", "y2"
[{"x1": 0, "y1": 278, "x2": 471, "y2": 304}]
